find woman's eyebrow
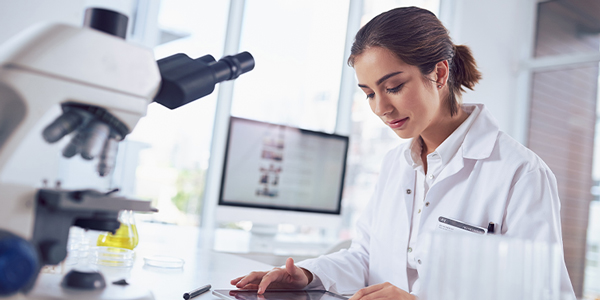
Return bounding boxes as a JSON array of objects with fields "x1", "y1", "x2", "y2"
[
  {"x1": 357, "y1": 71, "x2": 404, "y2": 89},
  {"x1": 376, "y1": 71, "x2": 403, "y2": 86}
]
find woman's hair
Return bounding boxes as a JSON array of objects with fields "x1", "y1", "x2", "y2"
[{"x1": 348, "y1": 6, "x2": 481, "y2": 116}]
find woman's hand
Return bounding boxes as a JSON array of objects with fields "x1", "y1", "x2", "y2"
[
  {"x1": 349, "y1": 282, "x2": 415, "y2": 300},
  {"x1": 230, "y1": 258, "x2": 313, "y2": 294}
]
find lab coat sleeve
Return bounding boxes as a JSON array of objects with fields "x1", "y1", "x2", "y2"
[
  {"x1": 296, "y1": 194, "x2": 375, "y2": 295},
  {"x1": 303, "y1": 270, "x2": 325, "y2": 290},
  {"x1": 502, "y1": 166, "x2": 576, "y2": 299}
]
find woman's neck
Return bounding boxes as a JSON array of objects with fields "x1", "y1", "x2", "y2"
[{"x1": 420, "y1": 107, "x2": 469, "y2": 156}]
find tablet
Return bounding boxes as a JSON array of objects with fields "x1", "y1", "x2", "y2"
[{"x1": 212, "y1": 290, "x2": 349, "y2": 300}]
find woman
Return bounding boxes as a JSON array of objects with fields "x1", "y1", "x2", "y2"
[{"x1": 231, "y1": 7, "x2": 575, "y2": 299}]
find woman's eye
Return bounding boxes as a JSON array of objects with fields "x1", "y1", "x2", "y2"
[
  {"x1": 386, "y1": 83, "x2": 404, "y2": 94},
  {"x1": 366, "y1": 93, "x2": 375, "y2": 99}
]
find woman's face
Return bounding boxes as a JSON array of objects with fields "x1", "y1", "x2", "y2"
[{"x1": 354, "y1": 46, "x2": 445, "y2": 139}]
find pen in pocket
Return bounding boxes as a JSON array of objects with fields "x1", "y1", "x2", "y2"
[{"x1": 487, "y1": 222, "x2": 495, "y2": 234}]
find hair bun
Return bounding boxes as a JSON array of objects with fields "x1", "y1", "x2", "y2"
[{"x1": 451, "y1": 45, "x2": 482, "y2": 92}]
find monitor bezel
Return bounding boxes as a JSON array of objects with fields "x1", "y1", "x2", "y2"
[{"x1": 218, "y1": 116, "x2": 349, "y2": 215}]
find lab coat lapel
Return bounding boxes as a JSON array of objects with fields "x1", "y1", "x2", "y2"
[
  {"x1": 461, "y1": 106, "x2": 500, "y2": 160},
  {"x1": 429, "y1": 104, "x2": 499, "y2": 191},
  {"x1": 433, "y1": 153, "x2": 465, "y2": 186}
]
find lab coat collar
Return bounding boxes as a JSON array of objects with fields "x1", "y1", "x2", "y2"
[
  {"x1": 400, "y1": 104, "x2": 499, "y2": 191},
  {"x1": 460, "y1": 104, "x2": 500, "y2": 160},
  {"x1": 434, "y1": 104, "x2": 478, "y2": 167},
  {"x1": 402, "y1": 103, "x2": 496, "y2": 167},
  {"x1": 406, "y1": 137, "x2": 424, "y2": 169}
]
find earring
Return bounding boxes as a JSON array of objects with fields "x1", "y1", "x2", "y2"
[{"x1": 437, "y1": 84, "x2": 442, "y2": 89}]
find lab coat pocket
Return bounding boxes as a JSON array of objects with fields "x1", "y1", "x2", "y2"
[{"x1": 436, "y1": 216, "x2": 487, "y2": 235}]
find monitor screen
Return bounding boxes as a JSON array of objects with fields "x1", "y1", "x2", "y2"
[{"x1": 219, "y1": 117, "x2": 349, "y2": 214}]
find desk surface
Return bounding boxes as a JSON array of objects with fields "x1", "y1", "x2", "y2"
[
  {"x1": 29, "y1": 222, "x2": 275, "y2": 300},
  {"x1": 132, "y1": 222, "x2": 273, "y2": 300},
  {"x1": 213, "y1": 227, "x2": 338, "y2": 266},
  {"x1": 138, "y1": 224, "x2": 272, "y2": 300}
]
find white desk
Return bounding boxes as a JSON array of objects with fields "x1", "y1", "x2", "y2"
[
  {"x1": 213, "y1": 228, "x2": 338, "y2": 266},
  {"x1": 28, "y1": 222, "x2": 275, "y2": 300},
  {"x1": 131, "y1": 222, "x2": 274, "y2": 300}
]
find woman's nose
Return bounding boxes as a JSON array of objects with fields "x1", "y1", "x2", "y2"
[{"x1": 372, "y1": 95, "x2": 393, "y2": 116}]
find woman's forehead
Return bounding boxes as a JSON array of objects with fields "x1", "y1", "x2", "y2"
[{"x1": 354, "y1": 47, "x2": 414, "y2": 83}]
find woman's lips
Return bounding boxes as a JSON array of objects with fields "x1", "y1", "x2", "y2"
[{"x1": 387, "y1": 117, "x2": 408, "y2": 129}]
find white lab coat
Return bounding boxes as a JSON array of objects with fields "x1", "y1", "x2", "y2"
[{"x1": 297, "y1": 104, "x2": 576, "y2": 299}]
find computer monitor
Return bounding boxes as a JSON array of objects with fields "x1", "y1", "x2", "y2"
[{"x1": 216, "y1": 116, "x2": 349, "y2": 230}]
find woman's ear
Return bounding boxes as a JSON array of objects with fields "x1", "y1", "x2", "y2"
[{"x1": 435, "y1": 60, "x2": 450, "y2": 88}]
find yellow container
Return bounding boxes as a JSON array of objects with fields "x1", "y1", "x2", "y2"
[{"x1": 97, "y1": 211, "x2": 139, "y2": 250}]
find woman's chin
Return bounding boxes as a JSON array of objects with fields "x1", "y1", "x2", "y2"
[{"x1": 391, "y1": 128, "x2": 415, "y2": 140}]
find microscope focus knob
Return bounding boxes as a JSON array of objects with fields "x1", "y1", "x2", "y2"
[
  {"x1": 61, "y1": 269, "x2": 106, "y2": 290},
  {"x1": 0, "y1": 232, "x2": 39, "y2": 296}
]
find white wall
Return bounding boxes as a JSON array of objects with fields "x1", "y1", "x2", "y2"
[
  {"x1": 0, "y1": 0, "x2": 159, "y2": 48},
  {"x1": 441, "y1": 0, "x2": 537, "y2": 144},
  {"x1": 0, "y1": 0, "x2": 85, "y2": 43}
]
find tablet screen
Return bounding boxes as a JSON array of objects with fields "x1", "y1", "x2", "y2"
[{"x1": 213, "y1": 290, "x2": 349, "y2": 300}]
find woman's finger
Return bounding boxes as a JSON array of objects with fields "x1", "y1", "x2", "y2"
[
  {"x1": 230, "y1": 276, "x2": 245, "y2": 285},
  {"x1": 284, "y1": 257, "x2": 305, "y2": 281},
  {"x1": 360, "y1": 283, "x2": 386, "y2": 295},
  {"x1": 236, "y1": 271, "x2": 268, "y2": 288},
  {"x1": 349, "y1": 283, "x2": 386, "y2": 300},
  {"x1": 240, "y1": 284, "x2": 259, "y2": 290},
  {"x1": 257, "y1": 269, "x2": 285, "y2": 294}
]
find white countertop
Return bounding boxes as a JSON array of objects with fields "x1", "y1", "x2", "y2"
[{"x1": 27, "y1": 222, "x2": 275, "y2": 300}]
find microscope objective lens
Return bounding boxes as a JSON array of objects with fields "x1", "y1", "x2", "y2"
[
  {"x1": 80, "y1": 121, "x2": 110, "y2": 160},
  {"x1": 42, "y1": 111, "x2": 84, "y2": 143},
  {"x1": 97, "y1": 138, "x2": 118, "y2": 177},
  {"x1": 62, "y1": 135, "x2": 83, "y2": 158}
]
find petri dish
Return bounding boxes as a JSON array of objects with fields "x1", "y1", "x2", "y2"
[
  {"x1": 143, "y1": 255, "x2": 185, "y2": 268},
  {"x1": 89, "y1": 246, "x2": 134, "y2": 268}
]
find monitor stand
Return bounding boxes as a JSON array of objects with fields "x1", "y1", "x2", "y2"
[
  {"x1": 248, "y1": 223, "x2": 335, "y2": 258},
  {"x1": 248, "y1": 223, "x2": 279, "y2": 254},
  {"x1": 213, "y1": 223, "x2": 339, "y2": 265},
  {"x1": 250, "y1": 223, "x2": 278, "y2": 236}
]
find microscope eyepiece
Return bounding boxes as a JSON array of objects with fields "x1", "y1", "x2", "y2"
[
  {"x1": 211, "y1": 52, "x2": 255, "y2": 82},
  {"x1": 84, "y1": 8, "x2": 128, "y2": 39},
  {"x1": 154, "y1": 51, "x2": 255, "y2": 110}
]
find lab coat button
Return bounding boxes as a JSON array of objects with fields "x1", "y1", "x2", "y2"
[
  {"x1": 428, "y1": 174, "x2": 434, "y2": 179},
  {"x1": 417, "y1": 259, "x2": 422, "y2": 264},
  {"x1": 408, "y1": 247, "x2": 412, "y2": 253},
  {"x1": 425, "y1": 202, "x2": 430, "y2": 207},
  {"x1": 406, "y1": 189, "x2": 412, "y2": 194}
]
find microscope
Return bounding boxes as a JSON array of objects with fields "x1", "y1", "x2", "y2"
[{"x1": 0, "y1": 7, "x2": 254, "y2": 300}]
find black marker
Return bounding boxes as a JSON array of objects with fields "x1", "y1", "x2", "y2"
[
  {"x1": 487, "y1": 222, "x2": 495, "y2": 234},
  {"x1": 183, "y1": 284, "x2": 211, "y2": 300}
]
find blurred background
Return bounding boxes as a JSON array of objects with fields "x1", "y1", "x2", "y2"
[{"x1": 2, "y1": 0, "x2": 600, "y2": 298}]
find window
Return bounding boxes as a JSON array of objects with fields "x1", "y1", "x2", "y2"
[
  {"x1": 231, "y1": 0, "x2": 350, "y2": 132},
  {"x1": 128, "y1": 0, "x2": 230, "y2": 225},
  {"x1": 525, "y1": 1, "x2": 600, "y2": 297}
]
